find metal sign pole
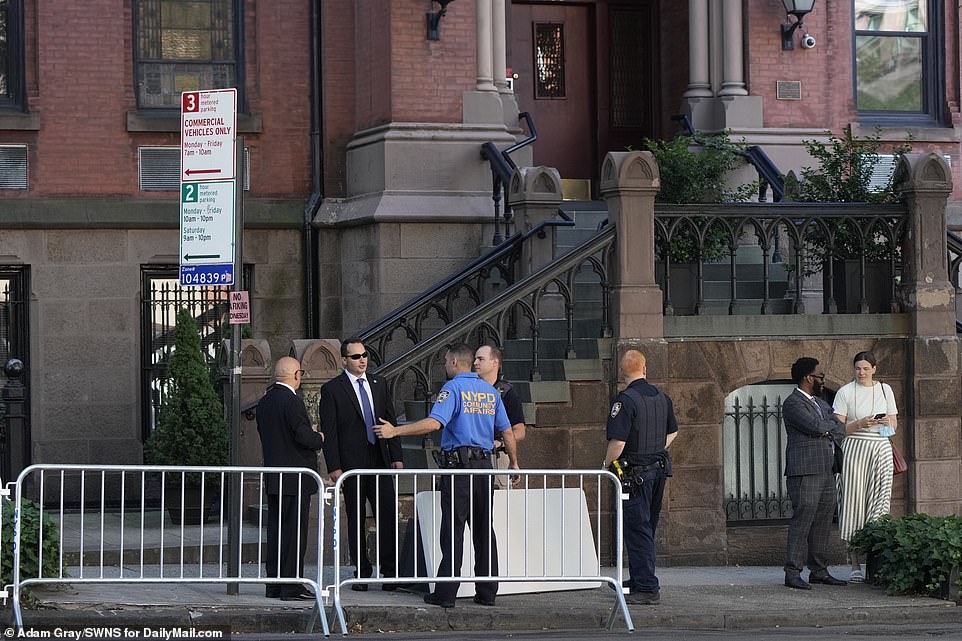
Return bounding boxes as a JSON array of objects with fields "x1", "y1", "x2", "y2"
[{"x1": 227, "y1": 137, "x2": 245, "y2": 594}]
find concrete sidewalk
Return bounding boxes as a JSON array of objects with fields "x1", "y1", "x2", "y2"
[{"x1": 12, "y1": 565, "x2": 961, "y2": 635}]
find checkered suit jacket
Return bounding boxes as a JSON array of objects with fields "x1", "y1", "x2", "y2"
[{"x1": 782, "y1": 389, "x2": 846, "y2": 477}]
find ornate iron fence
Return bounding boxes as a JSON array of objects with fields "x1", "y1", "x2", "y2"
[{"x1": 654, "y1": 203, "x2": 907, "y2": 316}]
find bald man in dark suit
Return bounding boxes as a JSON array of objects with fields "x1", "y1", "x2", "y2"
[{"x1": 256, "y1": 356, "x2": 325, "y2": 600}]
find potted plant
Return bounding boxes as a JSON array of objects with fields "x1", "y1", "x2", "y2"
[
  {"x1": 849, "y1": 513, "x2": 962, "y2": 600},
  {"x1": 144, "y1": 309, "x2": 229, "y2": 524},
  {"x1": 644, "y1": 131, "x2": 757, "y2": 314},
  {"x1": 790, "y1": 126, "x2": 911, "y2": 312}
]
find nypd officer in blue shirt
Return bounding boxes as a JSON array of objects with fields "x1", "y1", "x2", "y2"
[
  {"x1": 375, "y1": 343, "x2": 518, "y2": 608},
  {"x1": 603, "y1": 349, "x2": 677, "y2": 606}
]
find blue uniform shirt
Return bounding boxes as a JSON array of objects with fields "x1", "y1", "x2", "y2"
[{"x1": 429, "y1": 372, "x2": 510, "y2": 451}]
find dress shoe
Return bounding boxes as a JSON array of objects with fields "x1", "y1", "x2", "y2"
[
  {"x1": 626, "y1": 590, "x2": 660, "y2": 605},
  {"x1": 280, "y1": 590, "x2": 316, "y2": 601},
  {"x1": 784, "y1": 575, "x2": 812, "y2": 590},
  {"x1": 350, "y1": 583, "x2": 368, "y2": 592},
  {"x1": 423, "y1": 592, "x2": 455, "y2": 608},
  {"x1": 809, "y1": 573, "x2": 848, "y2": 586},
  {"x1": 381, "y1": 582, "x2": 398, "y2": 592},
  {"x1": 473, "y1": 595, "x2": 496, "y2": 606},
  {"x1": 265, "y1": 587, "x2": 280, "y2": 599}
]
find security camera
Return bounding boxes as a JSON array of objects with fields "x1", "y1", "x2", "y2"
[{"x1": 801, "y1": 33, "x2": 816, "y2": 49}]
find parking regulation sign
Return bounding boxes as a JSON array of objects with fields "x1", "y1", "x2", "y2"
[
  {"x1": 180, "y1": 181, "x2": 235, "y2": 285},
  {"x1": 181, "y1": 89, "x2": 236, "y2": 182},
  {"x1": 180, "y1": 88, "x2": 237, "y2": 287}
]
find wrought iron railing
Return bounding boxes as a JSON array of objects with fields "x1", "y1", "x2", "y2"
[
  {"x1": 481, "y1": 112, "x2": 538, "y2": 244},
  {"x1": 357, "y1": 217, "x2": 574, "y2": 371},
  {"x1": 373, "y1": 225, "x2": 614, "y2": 404},
  {"x1": 654, "y1": 202, "x2": 907, "y2": 315}
]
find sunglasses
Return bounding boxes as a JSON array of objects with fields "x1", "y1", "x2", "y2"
[{"x1": 346, "y1": 352, "x2": 369, "y2": 360}]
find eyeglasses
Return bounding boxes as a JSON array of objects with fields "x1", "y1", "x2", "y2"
[
  {"x1": 296, "y1": 369, "x2": 306, "y2": 377},
  {"x1": 346, "y1": 352, "x2": 369, "y2": 360},
  {"x1": 809, "y1": 373, "x2": 825, "y2": 381}
]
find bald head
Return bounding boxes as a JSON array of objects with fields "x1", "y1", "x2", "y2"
[
  {"x1": 274, "y1": 356, "x2": 304, "y2": 389},
  {"x1": 620, "y1": 349, "x2": 647, "y2": 382}
]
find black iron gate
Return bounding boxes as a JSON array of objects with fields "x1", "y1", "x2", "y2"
[
  {"x1": 1, "y1": 266, "x2": 30, "y2": 482},
  {"x1": 140, "y1": 265, "x2": 251, "y2": 442}
]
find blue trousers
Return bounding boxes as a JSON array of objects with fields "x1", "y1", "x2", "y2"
[{"x1": 623, "y1": 470, "x2": 666, "y2": 592}]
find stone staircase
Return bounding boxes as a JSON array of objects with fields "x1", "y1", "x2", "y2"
[{"x1": 499, "y1": 202, "x2": 612, "y2": 434}]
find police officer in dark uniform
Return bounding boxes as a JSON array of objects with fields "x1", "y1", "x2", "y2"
[
  {"x1": 474, "y1": 344, "x2": 524, "y2": 484},
  {"x1": 375, "y1": 343, "x2": 518, "y2": 608},
  {"x1": 603, "y1": 349, "x2": 678, "y2": 606}
]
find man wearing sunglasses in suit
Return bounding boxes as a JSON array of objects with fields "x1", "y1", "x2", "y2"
[
  {"x1": 782, "y1": 357, "x2": 848, "y2": 591},
  {"x1": 320, "y1": 337, "x2": 403, "y2": 591}
]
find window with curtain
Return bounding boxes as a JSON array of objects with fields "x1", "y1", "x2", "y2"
[
  {"x1": 0, "y1": 0, "x2": 25, "y2": 110},
  {"x1": 854, "y1": 0, "x2": 943, "y2": 125},
  {"x1": 135, "y1": 0, "x2": 240, "y2": 109}
]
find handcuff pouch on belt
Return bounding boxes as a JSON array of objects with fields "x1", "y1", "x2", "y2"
[
  {"x1": 609, "y1": 457, "x2": 665, "y2": 497},
  {"x1": 432, "y1": 446, "x2": 493, "y2": 469}
]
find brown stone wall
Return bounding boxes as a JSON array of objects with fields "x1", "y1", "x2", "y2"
[{"x1": 568, "y1": 335, "x2": 942, "y2": 566}]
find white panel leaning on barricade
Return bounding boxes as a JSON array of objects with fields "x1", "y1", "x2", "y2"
[
  {"x1": 6, "y1": 464, "x2": 330, "y2": 636},
  {"x1": 327, "y1": 468, "x2": 634, "y2": 634},
  {"x1": 322, "y1": 345, "x2": 633, "y2": 634}
]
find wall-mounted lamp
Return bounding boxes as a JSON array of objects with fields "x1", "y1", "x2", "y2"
[
  {"x1": 781, "y1": 0, "x2": 817, "y2": 50},
  {"x1": 427, "y1": 0, "x2": 457, "y2": 41}
]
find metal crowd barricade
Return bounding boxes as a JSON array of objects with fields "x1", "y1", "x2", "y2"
[
  {"x1": 328, "y1": 468, "x2": 633, "y2": 635},
  {"x1": 7, "y1": 464, "x2": 330, "y2": 636}
]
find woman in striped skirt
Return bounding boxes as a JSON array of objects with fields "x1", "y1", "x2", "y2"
[{"x1": 832, "y1": 351, "x2": 897, "y2": 583}]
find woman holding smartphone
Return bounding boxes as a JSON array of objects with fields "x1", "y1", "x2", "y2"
[{"x1": 832, "y1": 350, "x2": 898, "y2": 582}]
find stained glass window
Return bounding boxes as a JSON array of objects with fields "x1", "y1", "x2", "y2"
[{"x1": 534, "y1": 23, "x2": 565, "y2": 99}]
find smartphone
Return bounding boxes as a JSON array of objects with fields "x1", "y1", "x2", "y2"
[{"x1": 873, "y1": 413, "x2": 886, "y2": 419}]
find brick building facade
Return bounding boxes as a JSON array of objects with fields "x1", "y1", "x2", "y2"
[{"x1": 1, "y1": 3, "x2": 960, "y2": 545}]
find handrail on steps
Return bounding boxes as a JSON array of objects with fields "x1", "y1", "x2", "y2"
[{"x1": 481, "y1": 112, "x2": 539, "y2": 244}]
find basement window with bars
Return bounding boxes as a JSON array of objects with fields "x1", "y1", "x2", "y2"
[
  {"x1": 140, "y1": 265, "x2": 251, "y2": 441},
  {"x1": 723, "y1": 383, "x2": 795, "y2": 523}
]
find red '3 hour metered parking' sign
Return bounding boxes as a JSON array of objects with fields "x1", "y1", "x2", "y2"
[{"x1": 181, "y1": 88, "x2": 237, "y2": 183}]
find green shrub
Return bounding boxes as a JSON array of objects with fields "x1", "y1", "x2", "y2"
[
  {"x1": 644, "y1": 132, "x2": 756, "y2": 263},
  {"x1": 850, "y1": 513, "x2": 962, "y2": 596},
  {"x1": 144, "y1": 309, "x2": 229, "y2": 480},
  {"x1": 794, "y1": 125, "x2": 909, "y2": 204},
  {"x1": 1, "y1": 497, "x2": 63, "y2": 598},
  {"x1": 786, "y1": 126, "x2": 911, "y2": 275}
]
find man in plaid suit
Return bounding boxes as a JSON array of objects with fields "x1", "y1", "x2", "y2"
[{"x1": 782, "y1": 357, "x2": 848, "y2": 590}]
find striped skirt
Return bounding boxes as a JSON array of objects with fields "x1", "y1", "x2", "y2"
[{"x1": 838, "y1": 432, "x2": 894, "y2": 542}]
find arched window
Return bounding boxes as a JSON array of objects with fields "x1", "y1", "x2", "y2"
[{"x1": 724, "y1": 382, "x2": 794, "y2": 523}]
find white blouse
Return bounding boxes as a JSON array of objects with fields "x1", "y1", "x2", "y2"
[{"x1": 832, "y1": 381, "x2": 897, "y2": 434}]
